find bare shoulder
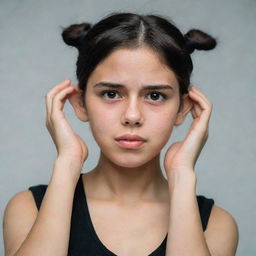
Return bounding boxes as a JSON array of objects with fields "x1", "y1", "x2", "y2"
[
  {"x1": 204, "y1": 204, "x2": 239, "y2": 256},
  {"x1": 3, "y1": 190, "x2": 38, "y2": 256}
]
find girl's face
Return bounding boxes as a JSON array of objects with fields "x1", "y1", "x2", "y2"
[{"x1": 83, "y1": 46, "x2": 185, "y2": 168}]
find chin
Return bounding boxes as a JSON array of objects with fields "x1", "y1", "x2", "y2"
[
  {"x1": 115, "y1": 160, "x2": 147, "y2": 169},
  {"x1": 104, "y1": 150, "x2": 159, "y2": 169}
]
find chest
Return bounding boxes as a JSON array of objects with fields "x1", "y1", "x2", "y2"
[{"x1": 87, "y1": 198, "x2": 170, "y2": 256}]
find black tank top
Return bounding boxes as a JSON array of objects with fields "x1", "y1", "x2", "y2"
[{"x1": 28, "y1": 173, "x2": 214, "y2": 256}]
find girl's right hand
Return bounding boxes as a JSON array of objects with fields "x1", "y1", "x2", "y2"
[{"x1": 45, "y1": 79, "x2": 88, "y2": 167}]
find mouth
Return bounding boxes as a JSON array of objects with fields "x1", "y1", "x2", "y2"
[
  {"x1": 115, "y1": 133, "x2": 146, "y2": 149},
  {"x1": 114, "y1": 139, "x2": 146, "y2": 149},
  {"x1": 115, "y1": 134, "x2": 146, "y2": 142}
]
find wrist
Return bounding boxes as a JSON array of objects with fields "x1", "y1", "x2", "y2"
[
  {"x1": 51, "y1": 157, "x2": 83, "y2": 185},
  {"x1": 55, "y1": 155, "x2": 84, "y2": 169},
  {"x1": 167, "y1": 168, "x2": 197, "y2": 194}
]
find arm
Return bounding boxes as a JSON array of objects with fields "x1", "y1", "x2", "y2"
[
  {"x1": 3, "y1": 158, "x2": 80, "y2": 256},
  {"x1": 166, "y1": 170, "x2": 211, "y2": 256},
  {"x1": 3, "y1": 80, "x2": 88, "y2": 256},
  {"x1": 163, "y1": 86, "x2": 239, "y2": 255},
  {"x1": 166, "y1": 170, "x2": 239, "y2": 256},
  {"x1": 204, "y1": 204, "x2": 239, "y2": 256}
]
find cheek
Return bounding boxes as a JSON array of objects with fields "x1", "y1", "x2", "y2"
[
  {"x1": 148, "y1": 105, "x2": 178, "y2": 128},
  {"x1": 147, "y1": 109, "x2": 177, "y2": 146},
  {"x1": 87, "y1": 106, "x2": 118, "y2": 145}
]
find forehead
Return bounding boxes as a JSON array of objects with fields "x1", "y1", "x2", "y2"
[{"x1": 88, "y1": 46, "x2": 179, "y2": 89}]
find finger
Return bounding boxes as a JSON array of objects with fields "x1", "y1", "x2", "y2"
[
  {"x1": 194, "y1": 102, "x2": 202, "y2": 117},
  {"x1": 190, "y1": 87, "x2": 212, "y2": 117},
  {"x1": 45, "y1": 79, "x2": 71, "y2": 118},
  {"x1": 190, "y1": 95, "x2": 211, "y2": 126},
  {"x1": 189, "y1": 98, "x2": 202, "y2": 118},
  {"x1": 51, "y1": 86, "x2": 77, "y2": 117},
  {"x1": 189, "y1": 88, "x2": 211, "y2": 111},
  {"x1": 190, "y1": 86, "x2": 212, "y2": 106},
  {"x1": 191, "y1": 105, "x2": 200, "y2": 119},
  {"x1": 188, "y1": 90, "x2": 212, "y2": 125},
  {"x1": 191, "y1": 107, "x2": 197, "y2": 119}
]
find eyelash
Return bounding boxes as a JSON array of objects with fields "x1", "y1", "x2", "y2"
[{"x1": 100, "y1": 90, "x2": 168, "y2": 102}]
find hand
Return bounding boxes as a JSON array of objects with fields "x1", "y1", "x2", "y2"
[
  {"x1": 163, "y1": 86, "x2": 212, "y2": 178},
  {"x1": 45, "y1": 79, "x2": 88, "y2": 166}
]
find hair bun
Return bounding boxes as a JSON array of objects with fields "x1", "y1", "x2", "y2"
[
  {"x1": 61, "y1": 22, "x2": 92, "y2": 48},
  {"x1": 183, "y1": 29, "x2": 217, "y2": 54}
]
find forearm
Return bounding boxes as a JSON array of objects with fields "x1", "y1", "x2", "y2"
[
  {"x1": 14, "y1": 158, "x2": 81, "y2": 256},
  {"x1": 165, "y1": 170, "x2": 211, "y2": 256}
]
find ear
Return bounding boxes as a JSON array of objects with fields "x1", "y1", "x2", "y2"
[
  {"x1": 174, "y1": 93, "x2": 193, "y2": 126},
  {"x1": 68, "y1": 85, "x2": 89, "y2": 122}
]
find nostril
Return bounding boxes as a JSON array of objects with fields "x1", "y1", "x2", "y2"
[{"x1": 125, "y1": 121, "x2": 140, "y2": 126}]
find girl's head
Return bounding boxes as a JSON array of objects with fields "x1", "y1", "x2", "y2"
[
  {"x1": 61, "y1": 12, "x2": 217, "y2": 167},
  {"x1": 62, "y1": 12, "x2": 216, "y2": 107}
]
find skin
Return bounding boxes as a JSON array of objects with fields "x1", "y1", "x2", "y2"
[
  {"x1": 42, "y1": 44, "x2": 238, "y2": 256},
  {"x1": 69, "y1": 45, "x2": 193, "y2": 203},
  {"x1": 2, "y1": 45, "x2": 238, "y2": 256}
]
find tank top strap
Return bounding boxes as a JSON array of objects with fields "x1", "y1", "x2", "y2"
[
  {"x1": 28, "y1": 183, "x2": 214, "y2": 231},
  {"x1": 28, "y1": 183, "x2": 214, "y2": 232},
  {"x1": 196, "y1": 195, "x2": 215, "y2": 231},
  {"x1": 27, "y1": 178, "x2": 214, "y2": 256},
  {"x1": 28, "y1": 184, "x2": 48, "y2": 210}
]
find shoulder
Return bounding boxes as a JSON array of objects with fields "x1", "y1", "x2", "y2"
[
  {"x1": 4, "y1": 189, "x2": 38, "y2": 216},
  {"x1": 204, "y1": 204, "x2": 239, "y2": 256},
  {"x1": 3, "y1": 190, "x2": 38, "y2": 256}
]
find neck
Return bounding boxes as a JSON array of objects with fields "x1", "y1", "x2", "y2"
[{"x1": 87, "y1": 151, "x2": 169, "y2": 205}]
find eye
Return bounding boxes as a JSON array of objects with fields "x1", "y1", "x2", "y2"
[
  {"x1": 100, "y1": 90, "x2": 120, "y2": 99},
  {"x1": 146, "y1": 92, "x2": 167, "y2": 102}
]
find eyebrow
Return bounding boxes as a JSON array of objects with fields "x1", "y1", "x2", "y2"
[{"x1": 93, "y1": 82, "x2": 174, "y2": 91}]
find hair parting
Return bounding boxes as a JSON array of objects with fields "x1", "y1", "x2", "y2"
[{"x1": 61, "y1": 12, "x2": 217, "y2": 108}]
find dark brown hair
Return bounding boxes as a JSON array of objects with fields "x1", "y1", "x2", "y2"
[{"x1": 61, "y1": 12, "x2": 217, "y2": 108}]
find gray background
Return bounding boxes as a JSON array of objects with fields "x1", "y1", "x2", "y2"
[{"x1": 1, "y1": 0, "x2": 255, "y2": 255}]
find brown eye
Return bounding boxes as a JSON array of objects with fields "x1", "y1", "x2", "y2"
[
  {"x1": 101, "y1": 90, "x2": 120, "y2": 99},
  {"x1": 146, "y1": 92, "x2": 167, "y2": 102}
]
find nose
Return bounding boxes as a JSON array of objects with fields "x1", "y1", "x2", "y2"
[{"x1": 121, "y1": 98, "x2": 144, "y2": 127}]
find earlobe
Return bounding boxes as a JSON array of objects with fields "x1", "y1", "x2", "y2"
[
  {"x1": 174, "y1": 94, "x2": 192, "y2": 126},
  {"x1": 68, "y1": 86, "x2": 89, "y2": 122}
]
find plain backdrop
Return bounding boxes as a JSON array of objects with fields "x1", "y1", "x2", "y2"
[{"x1": 1, "y1": 0, "x2": 255, "y2": 255}]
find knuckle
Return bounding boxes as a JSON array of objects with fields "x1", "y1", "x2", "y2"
[
  {"x1": 52, "y1": 92, "x2": 61, "y2": 101},
  {"x1": 45, "y1": 119, "x2": 51, "y2": 128},
  {"x1": 45, "y1": 92, "x2": 51, "y2": 98},
  {"x1": 45, "y1": 92, "x2": 52, "y2": 101},
  {"x1": 45, "y1": 118, "x2": 50, "y2": 124},
  {"x1": 51, "y1": 96, "x2": 59, "y2": 105},
  {"x1": 49, "y1": 113, "x2": 55, "y2": 121}
]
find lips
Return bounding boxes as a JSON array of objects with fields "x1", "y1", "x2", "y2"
[
  {"x1": 115, "y1": 134, "x2": 146, "y2": 142},
  {"x1": 115, "y1": 134, "x2": 146, "y2": 149}
]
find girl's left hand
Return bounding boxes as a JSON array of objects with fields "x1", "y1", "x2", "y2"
[{"x1": 163, "y1": 86, "x2": 213, "y2": 179}]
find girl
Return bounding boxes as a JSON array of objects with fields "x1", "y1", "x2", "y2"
[{"x1": 3, "y1": 12, "x2": 238, "y2": 256}]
